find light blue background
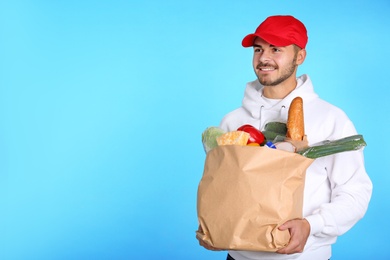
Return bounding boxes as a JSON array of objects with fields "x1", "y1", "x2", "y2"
[{"x1": 1, "y1": 0, "x2": 389, "y2": 259}]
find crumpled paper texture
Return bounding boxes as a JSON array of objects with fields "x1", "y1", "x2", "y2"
[{"x1": 197, "y1": 145, "x2": 314, "y2": 252}]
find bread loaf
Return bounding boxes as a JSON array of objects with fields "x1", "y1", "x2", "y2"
[
  {"x1": 216, "y1": 131, "x2": 250, "y2": 146},
  {"x1": 286, "y1": 97, "x2": 304, "y2": 141}
]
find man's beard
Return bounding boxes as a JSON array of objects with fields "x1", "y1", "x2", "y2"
[{"x1": 256, "y1": 54, "x2": 298, "y2": 87}]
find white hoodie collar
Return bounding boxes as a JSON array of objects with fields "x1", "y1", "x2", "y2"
[{"x1": 242, "y1": 74, "x2": 318, "y2": 119}]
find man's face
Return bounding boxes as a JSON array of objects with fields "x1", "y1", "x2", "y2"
[{"x1": 252, "y1": 37, "x2": 300, "y2": 87}]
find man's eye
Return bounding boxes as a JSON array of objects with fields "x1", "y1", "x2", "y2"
[
  {"x1": 273, "y1": 48, "x2": 281, "y2": 52},
  {"x1": 254, "y1": 48, "x2": 263, "y2": 53}
]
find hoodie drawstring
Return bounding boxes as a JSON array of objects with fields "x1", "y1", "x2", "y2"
[
  {"x1": 280, "y1": 105, "x2": 287, "y2": 119},
  {"x1": 259, "y1": 105, "x2": 287, "y2": 130},
  {"x1": 259, "y1": 105, "x2": 264, "y2": 130}
]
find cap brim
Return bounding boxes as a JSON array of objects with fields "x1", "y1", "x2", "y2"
[
  {"x1": 241, "y1": 32, "x2": 294, "y2": 48},
  {"x1": 241, "y1": 34, "x2": 257, "y2": 47}
]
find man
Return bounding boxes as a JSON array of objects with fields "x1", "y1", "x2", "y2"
[{"x1": 197, "y1": 15, "x2": 372, "y2": 260}]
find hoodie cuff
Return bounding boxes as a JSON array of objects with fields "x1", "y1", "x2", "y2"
[{"x1": 305, "y1": 214, "x2": 325, "y2": 235}]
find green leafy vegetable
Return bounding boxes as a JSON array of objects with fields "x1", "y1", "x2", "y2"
[{"x1": 202, "y1": 127, "x2": 225, "y2": 153}]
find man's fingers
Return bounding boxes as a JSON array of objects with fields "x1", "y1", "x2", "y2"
[
  {"x1": 277, "y1": 239, "x2": 303, "y2": 254},
  {"x1": 277, "y1": 219, "x2": 310, "y2": 254},
  {"x1": 278, "y1": 221, "x2": 290, "y2": 230}
]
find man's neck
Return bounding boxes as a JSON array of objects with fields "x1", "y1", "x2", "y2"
[{"x1": 262, "y1": 77, "x2": 297, "y2": 99}]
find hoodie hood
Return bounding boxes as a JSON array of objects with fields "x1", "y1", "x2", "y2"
[{"x1": 242, "y1": 74, "x2": 319, "y2": 129}]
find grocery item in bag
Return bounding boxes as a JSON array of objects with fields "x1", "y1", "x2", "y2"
[{"x1": 197, "y1": 145, "x2": 314, "y2": 251}]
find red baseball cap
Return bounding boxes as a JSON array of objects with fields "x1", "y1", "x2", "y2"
[{"x1": 242, "y1": 15, "x2": 308, "y2": 49}]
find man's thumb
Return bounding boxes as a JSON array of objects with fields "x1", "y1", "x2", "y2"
[{"x1": 278, "y1": 221, "x2": 290, "y2": 231}]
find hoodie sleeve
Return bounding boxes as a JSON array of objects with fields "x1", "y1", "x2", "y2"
[{"x1": 305, "y1": 121, "x2": 373, "y2": 237}]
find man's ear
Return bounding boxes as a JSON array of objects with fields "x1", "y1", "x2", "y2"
[{"x1": 296, "y1": 49, "x2": 307, "y2": 65}]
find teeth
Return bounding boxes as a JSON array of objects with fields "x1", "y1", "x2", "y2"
[{"x1": 261, "y1": 67, "x2": 275, "y2": 71}]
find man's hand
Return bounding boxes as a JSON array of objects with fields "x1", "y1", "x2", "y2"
[
  {"x1": 196, "y1": 226, "x2": 222, "y2": 251},
  {"x1": 276, "y1": 218, "x2": 310, "y2": 255}
]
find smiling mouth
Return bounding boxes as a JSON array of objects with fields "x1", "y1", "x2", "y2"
[
  {"x1": 260, "y1": 67, "x2": 275, "y2": 71},
  {"x1": 256, "y1": 64, "x2": 277, "y2": 71}
]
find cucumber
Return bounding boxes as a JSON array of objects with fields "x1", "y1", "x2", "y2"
[{"x1": 297, "y1": 135, "x2": 367, "y2": 159}]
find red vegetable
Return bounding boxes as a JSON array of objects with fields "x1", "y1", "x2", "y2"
[{"x1": 237, "y1": 124, "x2": 265, "y2": 145}]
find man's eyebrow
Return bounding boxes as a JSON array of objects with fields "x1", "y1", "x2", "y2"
[{"x1": 253, "y1": 44, "x2": 278, "y2": 48}]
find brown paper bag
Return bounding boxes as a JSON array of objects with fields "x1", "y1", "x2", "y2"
[{"x1": 196, "y1": 145, "x2": 314, "y2": 252}]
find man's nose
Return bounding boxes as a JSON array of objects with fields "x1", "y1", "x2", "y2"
[{"x1": 258, "y1": 49, "x2": 271, "y2": 63}]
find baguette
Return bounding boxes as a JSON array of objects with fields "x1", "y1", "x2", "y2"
[{"x1": 286, "y1": 97, "x2": 304, "y2": 141}]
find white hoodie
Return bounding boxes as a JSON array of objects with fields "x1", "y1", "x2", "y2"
[{"x1": 220, "y1": 75, "x2": 372, "y2": 260}]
